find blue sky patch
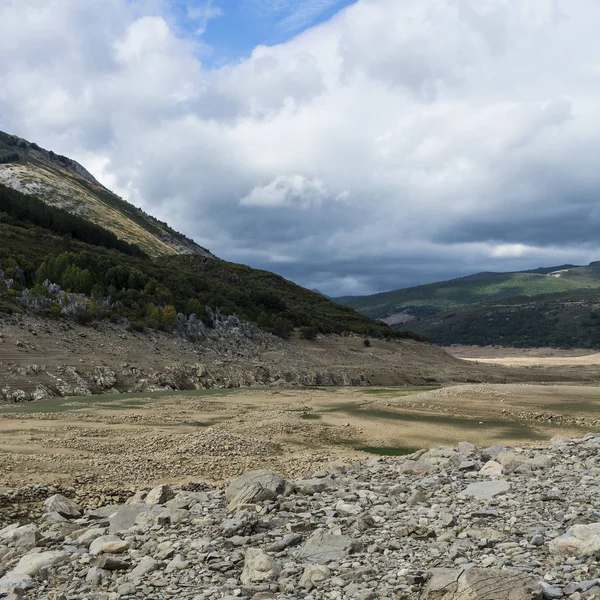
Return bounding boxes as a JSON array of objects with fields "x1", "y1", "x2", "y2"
[{"x1": 169, "y1": 0, "x2": 356, "y2": 66}]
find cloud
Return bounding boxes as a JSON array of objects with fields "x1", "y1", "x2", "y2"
[
  {"x1": 240, "y1": 175, "x2": 334, "y2": 208},
  {"x1": 1, "y1": 0, "x2": 600, "y2": 296}
]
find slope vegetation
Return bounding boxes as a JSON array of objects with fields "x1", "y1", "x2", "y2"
[
  {"x1": 0, "y1": 182, "x2": 419, "y2": 340},
  {"x1": 337, "y1": 266, "x2": 600, "y2": 321}
]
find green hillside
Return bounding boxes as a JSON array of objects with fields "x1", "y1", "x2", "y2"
[
  {"x1": 336, "y1": 267, "x2": 600, "y2": 322},
  {"x1": 0, "y1": 182, "x2": 420, "y2": 341},
  {"x1": 404, "y1": 288, "x2": 600, "y2": 349}
]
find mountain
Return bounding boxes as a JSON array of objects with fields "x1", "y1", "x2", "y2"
[
  {"x1": 336, "y1": 265, "x2": 600, "y2": 325},
  {"x1": 0, "y1": 130, "x2": 212, "y2": 258},
  {"x1": 404, "y1": 287, "x2": 600, "y2": 348},
  {"x1": 336, "y1": 265, "x2": 600, "y2": 348},
  {"x1": 0, "y1": 130, "x2": 419, "y2": 342}
]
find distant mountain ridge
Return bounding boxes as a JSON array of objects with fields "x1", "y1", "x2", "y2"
[
  {"x1": 335, "y1": 264, "x2": 600, "y2": 348},
  {"x1": 335, "y1": 264, "x2": 600, "y2": 322},
  {"x1": 0, "y1": 130, "x2": 213, "y2": 258}
]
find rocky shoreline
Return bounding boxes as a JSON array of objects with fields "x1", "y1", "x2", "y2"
[{"x1": 2, "y1": 435, "x2": 600, "y2": 599}]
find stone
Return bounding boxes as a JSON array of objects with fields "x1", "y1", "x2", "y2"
[
  {"x1": 89, "y1": 535, "x2": 122, "y2": 556},
  {"x1": 11, "y1": 551, "x2": 70, "y2": 577},
  {"x1": 458, "y1": 480, "x2": 511, "y2": 500},
  {"x1": 0, "y1": 524, "x2": 39, "y2": 546},
  {"x1": 240, "y1": 549, "x2": 280, "y2": 585},
  {"x1": 0, "y1": 573, "x2": 36, "y2": 595},
  {"x1": 100, "y1": 540, "x2": 130, "y2": 554},
  {"x1": 76, "y1": 527, "x2": 107, "y2": 547},
  {"x1": 43, "y1": 494, "x2": 82, "y2": 518},
  {"x1": 221, "y1": 508, "x2": 258, "y2": 537},
  {"x1": 540, "y1": 582, "x2": 563, "y2": 599},
  {"x1": 549, "y1": 523, "x2": 600, "y2": 557},
  {"x1": 108, "y1": 504, "x2": 154, "y2": 533},
  {"x1": 479, "y1": 461, "x2": 503, "y2": 477},
  {"x1": 298, "y1": 532, "x2": 361, "y2": 564},
  {"x1": 145, "y1": 484, "x2": 175, "y2": 505},
  {"x1": 421, "y1": 567, "x2": 542, "y2": 599},
  {"x1": 85, "y1": 566, "x2": 107, "y2": 586},
  {"x1": 299, "y1": 565, "x2": 330, "y2": 589},
  {"x1": 128, "y1": 557, "x2": 160, "y2": 581},
  {"x1": 294, "y1": 479, "x2": 330, "y2": 495},
  {"x1": 458, "y1": 441, "x2": 477, "y2": 456},
  {"x1": 226, "y1": 470, "x2": 288, "y2": 508}
]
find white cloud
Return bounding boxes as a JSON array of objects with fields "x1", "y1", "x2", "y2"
[
  {"x1": 1, "y1": 0, "x2": 600, "y2": 295},
  {"x1": 240, "y1": 175, "x2": 330, "y2": 208}
]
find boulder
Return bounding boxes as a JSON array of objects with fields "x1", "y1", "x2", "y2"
[
  {"x1": 480, "y1": 461, "x2": 503, "y2": 478},
  {"x1": 145, "y1": 484, "x2": 175, "y2": 505},
  {"x1": 43, "y1": 494, "x2": 82, "y2": 518},
  {"x1": 421, "y1": 567, "x2": 542, "y2": 599},
  {"x1": 240, "y1": 548, "x2": 280, "y2": 585},
  {"x1": 128, "y1": 557, "x2": 160, "y2": 581},
  {"x1": 0, "y1": 524, "x2": 39, "y2": 547},
  {"x1": 226, "y1": 470, "x2": 288, "y2": 509},
  {"x1": 11, "y1": 551, "x2": 70, "y2": 577},
  {"x1": 90, "y1": 535, "x2": 122, "y2": 556},
  {"x1": 76, "y1": 528, "x2": 107, "y2": 547},
  {"x1": 221, "y1": 508, "x2": 259, "y2": 538},
  {"x1": 108, "y1": 504, "x2": 155, "y2": 533},
  {"x1": 458, "y1": 480, "x2": 510, "y2": 500},
  {"x1": 299, "y1": 564, "x2": 330, "y2": 589},
  {"x1": 0, "y1": 572, "x2": 36, "y2": 595},
  {"x1": 549, "y1": 523, "x2": 600, "y2": 557},
  {"x1": 298, "y1": 532, "x2": 361, "y2": 564}
]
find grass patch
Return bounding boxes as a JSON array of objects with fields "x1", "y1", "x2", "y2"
[
  {"x1": 0, "y1": 388, "x2": 237, "y2": 415},
  {"x1": 324, "y1": 402, "x2": 568, "y2": 441}
]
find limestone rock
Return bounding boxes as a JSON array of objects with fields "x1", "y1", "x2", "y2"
[
  {"x1": 128, "y1": 557, "x2": 160, "y2": 581},
  {"x1": 421, "y1": 567, "x2": 542, "y2": 599},
  {"x1": 549, "y1": 523, "x2": 600, "y2": 557},
  {"x1": 145, "y1": 484, "x2": 175, "y2": 505},
  {"x1": 300, "y1": 564, "x2": 330, "y2": 589},
  {"x1": 226, "y1": 469, "x2": 288, "y2": 508},
  {"x1": 458, "y1": 480, "x2": 510, "y2": 500},
  {"x1": 221, "y1": 508, "x2": 258, "y2": 537},
  {"x1": 90, "y1": 535, "x2": 122, "y2": 556},
  {"x1": 299, "y1": 532, "x2": 361, "y2": 564},
  {"x1": 43, "y1": 494, "x2": 82, "y2": 518},
  {"x1": 240, "y1": 548, "x2": 280, "y2": 585},
  {"x1": 11, "y1": 551, "x2": 70, "y2": 577}
]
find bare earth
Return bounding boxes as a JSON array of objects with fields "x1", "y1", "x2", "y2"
[{"x1": 2, "y1": 380, "x2": 599, "y2": 494}]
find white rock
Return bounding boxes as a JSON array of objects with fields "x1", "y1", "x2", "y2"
[
  {"x1": 240, "y1": 548, "x2": 280, "y2": 585},
  {"x1": 480, "y1": 461, "x2": 503, "y2": 478},
  {"x1": 89, "y1": 535, "x2": 122, "y2": 556},
  {"x1": 145, "y1": 484, "x2": 175, "y2": 505},
  {"x1": 458, "y1": 480, "x2": 510, "y2": 500},
  {"x1": 299, "y1": 565, "x2": 330, "y2": 589},
  {"x1": 549, "y1": 523, "x2": 600, "y2": 557},
  {"x1": 11, "y1": 551, "x2": 70, "y2": 576},
  {"x1": 42, "y1": 494, "x2": 82, "y2": 518}
]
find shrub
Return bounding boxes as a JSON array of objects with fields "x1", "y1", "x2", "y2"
[{"x1": 300, "y1": 326, "x2": 319, "y2": 340}]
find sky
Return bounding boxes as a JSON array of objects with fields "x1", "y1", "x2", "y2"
[{"x1": 1, "y1": 0, "x2": 600, "y2": 297}]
